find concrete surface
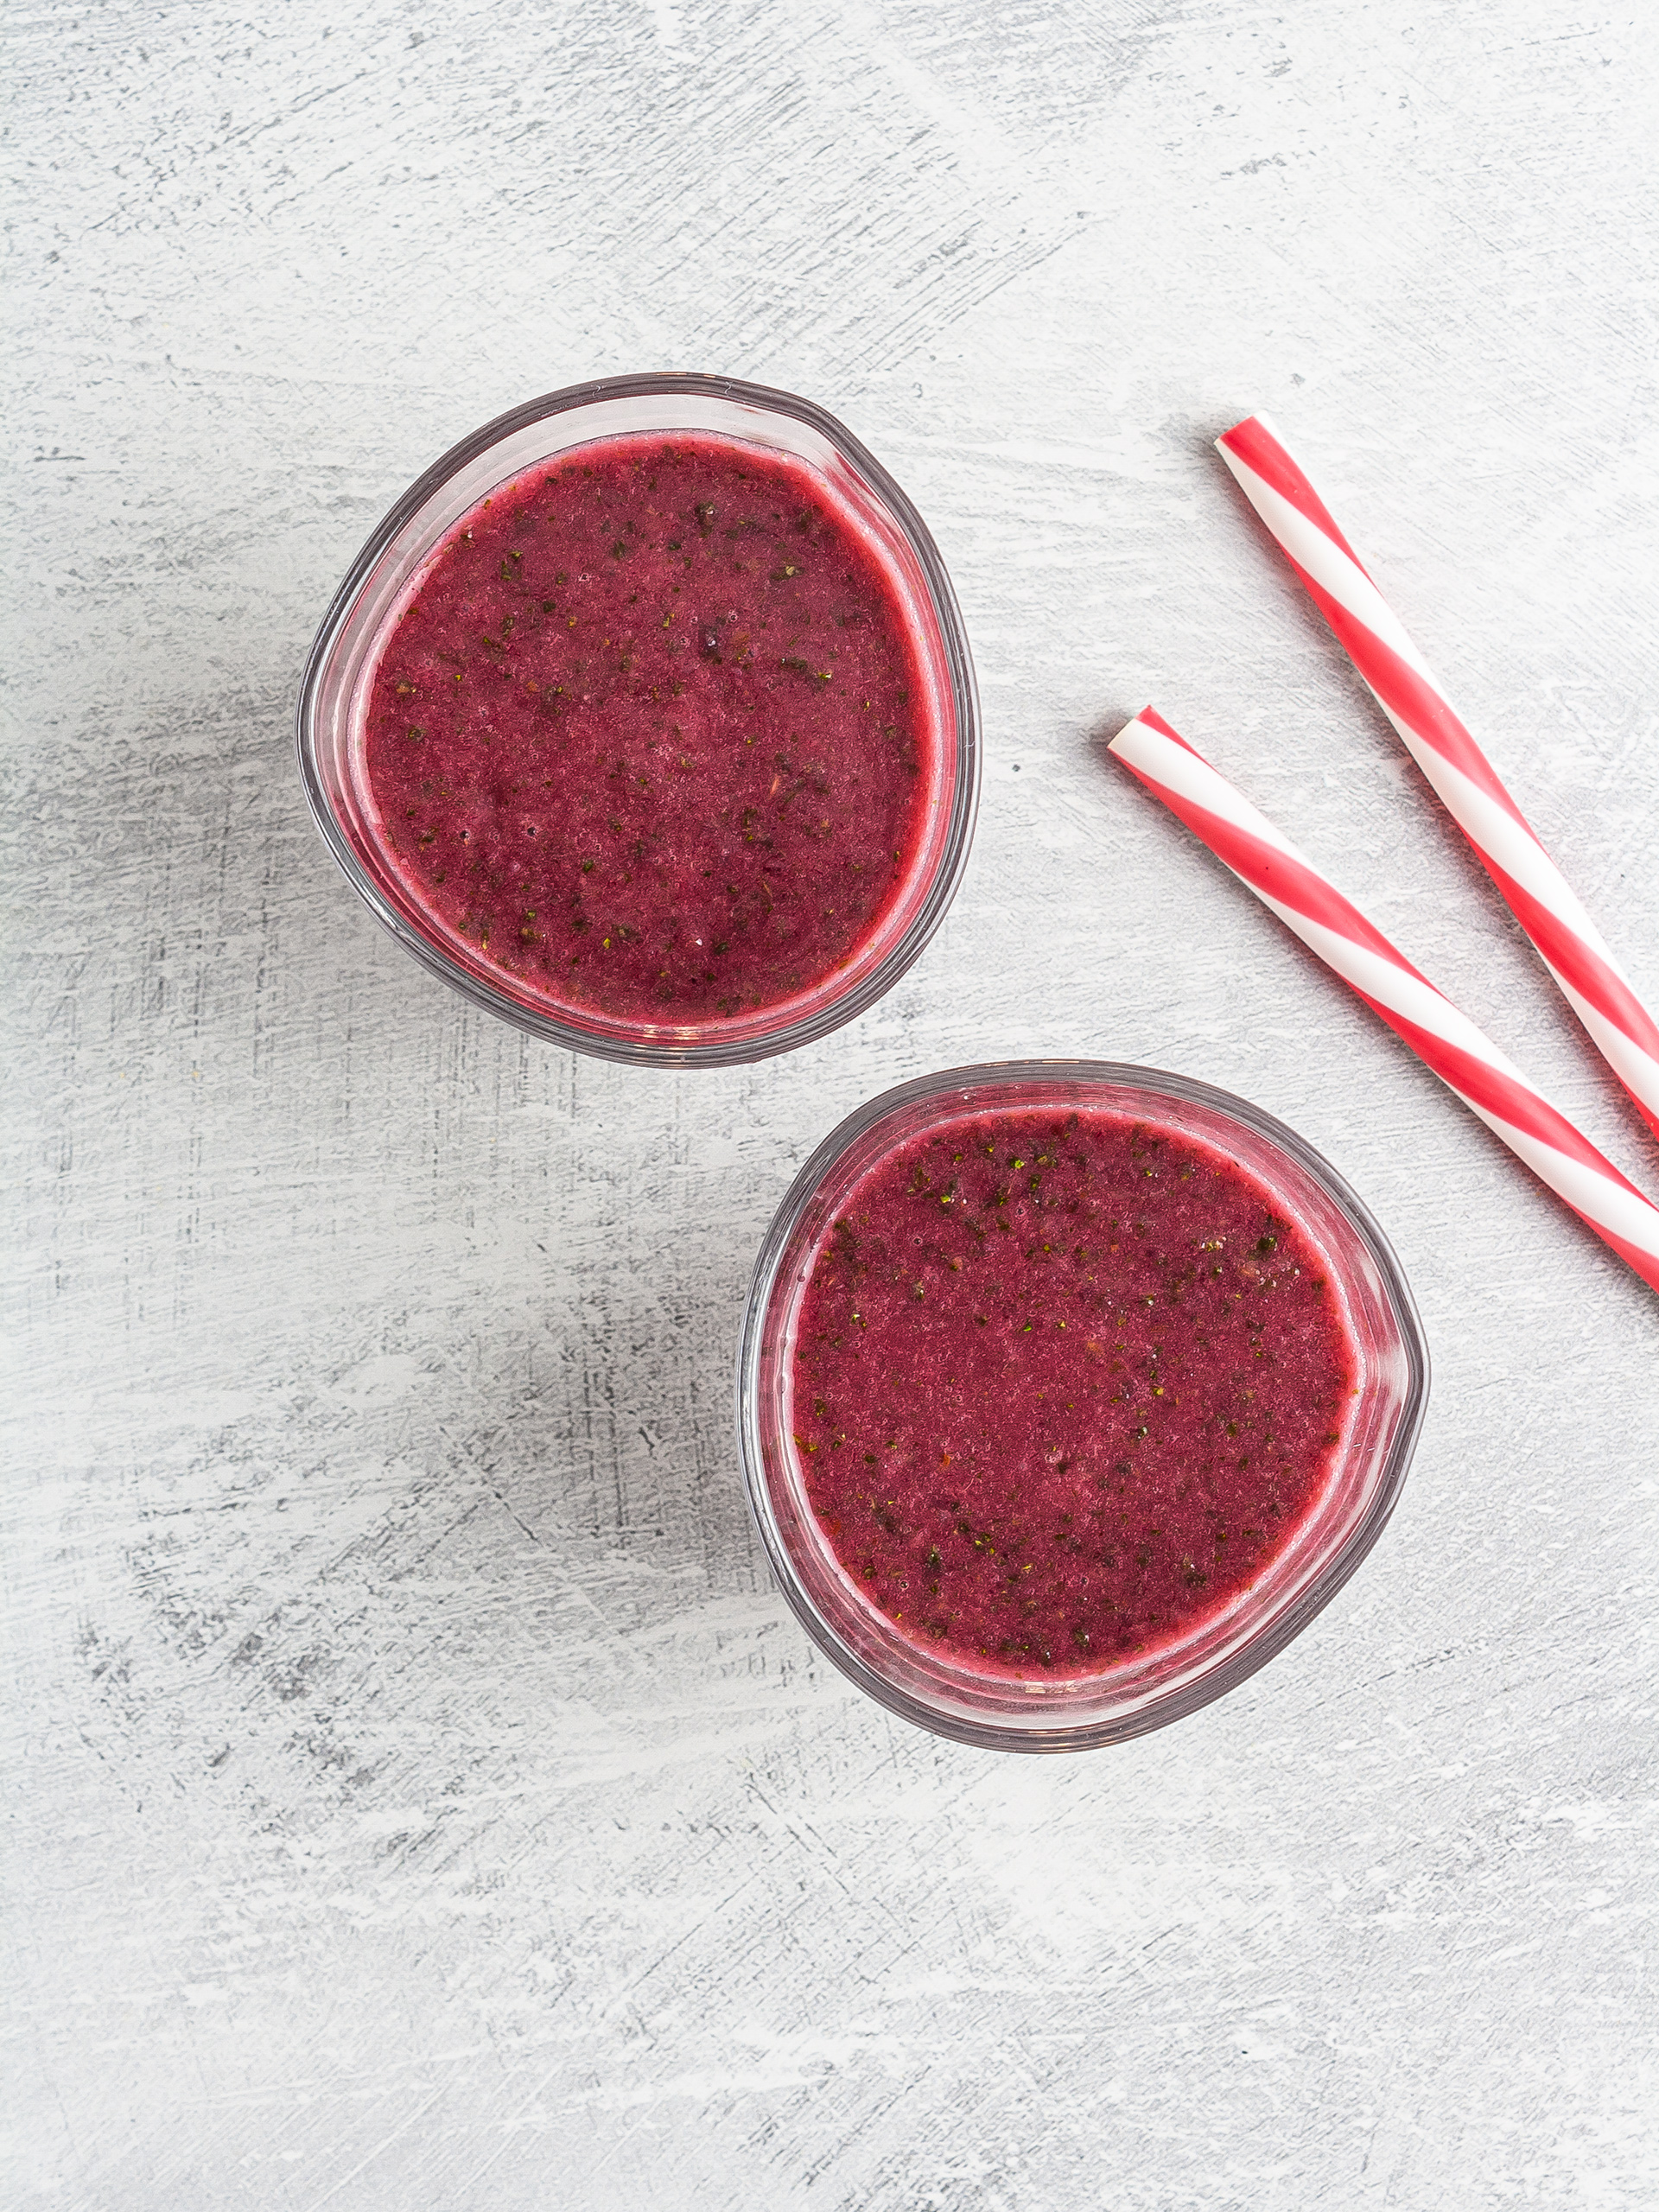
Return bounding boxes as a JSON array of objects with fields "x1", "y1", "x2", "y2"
[{"x1": 6, "y1": 3, "x2": 1657, "y2": 2206}]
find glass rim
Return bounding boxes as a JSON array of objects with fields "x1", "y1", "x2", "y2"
[
  {"x1": 294, "y1": 372, "x2": 982, "y2": 1067},
  {"x1": 735, "y1": 1058, "x2": 1432, "y2": 1751}
]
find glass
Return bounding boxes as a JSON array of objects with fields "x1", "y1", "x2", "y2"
[
  {"x1": 295, "y1": 373, "x2": 980, "y2": 1065},
  {"x1": 737, "y1": 1062, "x2": 1430, "y2": 1751}
]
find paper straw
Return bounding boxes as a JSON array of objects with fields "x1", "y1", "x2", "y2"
[
  {"x1": 1109, "y1": 708, "x2": 1659, "y2": 1296},
  {"x1": 1217, "y1": 412, "x2": 1659, "y2": 1147}
]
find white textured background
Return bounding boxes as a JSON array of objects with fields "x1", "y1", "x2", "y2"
[{"x1": 6, "y1": 3, "x2": 1658, "y2": 2206}]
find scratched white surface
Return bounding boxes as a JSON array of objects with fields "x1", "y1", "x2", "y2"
[{"x1": 6, "y1": 3, "x2": 1659, "y2": 2205}]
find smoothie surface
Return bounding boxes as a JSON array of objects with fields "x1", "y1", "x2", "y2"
[
  {"x1": 362, "y1": 433, "x2": 936, "y2": 1026},
  {"x1": 789, "y1": 1103, "x2": 1357, "y2": 1679}
]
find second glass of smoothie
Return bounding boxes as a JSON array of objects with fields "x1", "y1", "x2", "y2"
[
  {"x1": 298, "y1": 375, "x2": 979, "y2": 1065},
  {"x1": 739, "y1": 1063, "x2": 1430, "y2": 1751}
]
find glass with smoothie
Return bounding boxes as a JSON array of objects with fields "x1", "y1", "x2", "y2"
[
  {"x1": 297, "y1": 376, "x2": 979, "y2": 1065},
  {"x1": 739, "y1": 1063, "x2": 1429, "y2": 1749}
]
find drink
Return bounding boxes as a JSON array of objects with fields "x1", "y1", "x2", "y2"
[
  {"x1": 791, "y1": 1102, "x2": 1355, "y2": 1677},
  {"x1": 298, "y1": 378, "x2": 979, "y2": 1064},
  {"x1": 741, "y1": 1065, "x2": 1429, "y2": 1749}
]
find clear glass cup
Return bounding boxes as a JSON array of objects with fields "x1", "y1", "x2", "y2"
[
  {"x1": 295, "y1": 373, "x2": 980, "y2": 1066},
  {"x1": 737, "y1": 1061, "x2": 1431, "y2": 1751}
]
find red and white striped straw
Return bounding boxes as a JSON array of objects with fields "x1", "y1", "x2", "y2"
[
  {"x1": 1217, "y1": 412, "x2": 1659, "y2": 1146},
  {"x1": 1109, "y1": 708, "x2": 1659, "y2": 1296}
]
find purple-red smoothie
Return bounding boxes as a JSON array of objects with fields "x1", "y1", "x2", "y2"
[
  {"x1": 361, "y1": 434, "x2": 935, "y2": 1026},
  {"x1": 789, "y1": 1104, "x2": 1357, "y2": 1680}
]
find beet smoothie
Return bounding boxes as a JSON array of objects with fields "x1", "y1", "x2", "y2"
[
  {"x1": 361, "y1": 434, "x2": 935, "y2": 1026},
  {"x1": 789, "y1": 1104, "x2": 1357, "y2": 1681}
]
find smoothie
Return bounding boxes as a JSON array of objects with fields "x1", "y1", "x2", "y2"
[
  {"x1": 361, "y1": 434, "x2": 936, "y2": 1026},
  {"x1": 789, "y1": 1104, "x2": 1357, "y2": 1680}
]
